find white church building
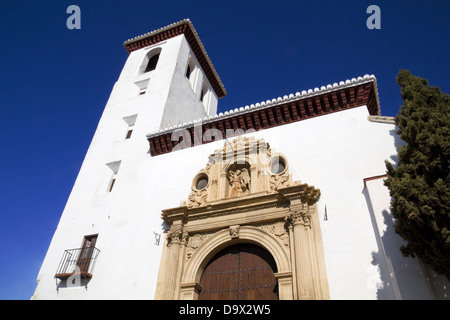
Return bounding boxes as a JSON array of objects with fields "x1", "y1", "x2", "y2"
[{"x1": 32, "y1": 19, "x2": 449, "y2": 300}]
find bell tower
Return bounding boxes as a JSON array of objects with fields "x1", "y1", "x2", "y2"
[
  {"x1": 115, "y1": 19, "x2": 227, "y2": 133},
  {"x1": 32, "y1": 19, "x2": 226, "y2": 300}
]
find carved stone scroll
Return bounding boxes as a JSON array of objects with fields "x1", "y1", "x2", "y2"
[
  {"x1": 186, "y1": 233, "x2": 211, "y2": 261},
  {"x1": 259, "y1": 221, "x2": 290, "y2": 248},
  {"x1": 186, "y1": 189, "x2": 208, "y2": 208},
  {"x1": 269, "y1": 171, "x2": 290, "y2": 192}
]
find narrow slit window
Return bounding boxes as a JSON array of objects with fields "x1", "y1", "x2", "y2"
[
  {"x1": 185, "y1": 57, "x2": 196, "y2": 91},
  {"x1": 185, "y1": 64, "x2": 192, "y2": 79},
  {"x1": 123, "y1": 115, "x2": 137, "y2": 140},
  {"x1": 126, "y1": 129, "x2": 133, "y2": 139},
  {"x1": 106, "y1": 161, "x2": 121, "y2": 193},
  {"x1": 109, "y1": 177, "x2": 116, "y2": 192},
  {"x1": 200, "y1": 83, "x2": 208, "y2": 103}
]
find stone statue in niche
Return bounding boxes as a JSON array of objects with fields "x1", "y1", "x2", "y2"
[{"x1": 228, "y1": 167, "x2": 251, "y2": 197}]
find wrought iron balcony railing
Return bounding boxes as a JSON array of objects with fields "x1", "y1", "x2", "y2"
[{"x1": 55, "y1": 247, "x2": 100, "y2": 280}]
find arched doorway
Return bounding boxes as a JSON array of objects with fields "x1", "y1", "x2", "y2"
[{"x1": 198, "y1": 243, "x2": 278, "y2": 300}]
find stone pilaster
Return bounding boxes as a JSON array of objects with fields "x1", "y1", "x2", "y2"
[
  {"x1": 160, "y1": 223, "x2": 185, "y2": 300},
  {"x1": 287, "y1": 205, "x2": 316, "y2": 300}
]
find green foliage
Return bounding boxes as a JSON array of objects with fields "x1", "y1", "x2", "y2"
[{"x1": 385, "y1": 70, "x2": 450, "y2": 280}]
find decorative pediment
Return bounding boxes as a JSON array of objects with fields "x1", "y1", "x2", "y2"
[{"x1": 180, "y1": 136, "x2": 319, "y2": 210}]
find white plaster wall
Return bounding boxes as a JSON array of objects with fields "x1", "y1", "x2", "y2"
[
  {"x1": 33, "y1": 99, "x2": 442, "y2": 299},
  {"x1": 161, "y1": 37, "x2": 204, "y2": 129},
  {"x1": 141, "y1": 105, "x2": 406, "y2": 300},
  {"x1": 32, "y1": 30, "x2": 442, "y2": 299},
  {"x1": 244, "y1": 106, "x2": 400, "y2": 300}
]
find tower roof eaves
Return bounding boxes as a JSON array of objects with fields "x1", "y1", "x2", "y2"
[
  {"x1": 123, "y1": 19, "x2": 227, "y2": 99},
  {"x1": 147, "y1": 74, "x2": 381, "y2": 139}
]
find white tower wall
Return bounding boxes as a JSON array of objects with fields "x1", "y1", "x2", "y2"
[{"x1": 32, "y1": 32, "x2": 219, "y2": 299}]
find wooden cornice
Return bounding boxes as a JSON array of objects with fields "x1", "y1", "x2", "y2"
[{"x1": 148, "y1": 80, "x2": 379, "y2": 157}]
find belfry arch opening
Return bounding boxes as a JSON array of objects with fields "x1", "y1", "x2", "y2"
[{"x1": 139, "y1": 48, "x2": 162, "y2": 74}]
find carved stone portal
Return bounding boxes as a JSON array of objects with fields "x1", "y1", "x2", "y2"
[{"x1": 155, "y1": 136, "x2": 329, "y2": 300}]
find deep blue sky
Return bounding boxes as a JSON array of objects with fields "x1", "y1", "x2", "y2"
[{"x1": 0, "y1": 0, "x2": 449, "y2": 299}]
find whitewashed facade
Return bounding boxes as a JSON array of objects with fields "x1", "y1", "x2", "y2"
[{"x1": 32, "y1": 19, "x2": 448, "y2": 300}]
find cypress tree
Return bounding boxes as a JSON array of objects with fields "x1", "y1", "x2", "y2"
[{"x1": 385, "y1": 70, "x2": 450, "y2": 280}]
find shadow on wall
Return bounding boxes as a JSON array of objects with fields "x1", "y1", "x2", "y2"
[
  {"x1": 388, "y1": 127, "x2": 405, "y2": 165},
  {"x1": 365, "y1": 204, "x2": 398, "y2": 299},
  {"x1": 56, "y1": 276, "x2": 91, "y2": 293},
  {"x1": 379, "y1": 128, "x2": 450, "y2": 299},
  {"x1": 364, "y1": 187, "x2": 450, "y2": 300}
]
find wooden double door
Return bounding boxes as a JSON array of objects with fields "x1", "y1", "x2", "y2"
[{"x1": 199, "y1": 243, "x2": 278, "y2": 300}]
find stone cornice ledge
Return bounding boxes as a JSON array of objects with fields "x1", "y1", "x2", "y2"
[
  {"x1": 368, "y1": 115, "x2": 396, "y2": 124},
  {"x1": 161, "y1": 183, "x2": 320, "y2": 232}
]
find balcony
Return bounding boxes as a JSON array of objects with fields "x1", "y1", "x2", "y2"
[{"x1": 55, "y1": 247, "x2": 100, "y2": 280}]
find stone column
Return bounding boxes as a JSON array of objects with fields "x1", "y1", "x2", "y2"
[
  {"x1": 288, "y1": 204, "x2": 316, "y2": 300},
  {"x1": 160, "y1": 224, "x2": 184, "y2": 300},
  {"x1": 287, "y1": 222, "x2": 298, "y2": 299}
]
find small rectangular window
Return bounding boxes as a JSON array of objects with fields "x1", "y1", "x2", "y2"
[
  {"x1": 185, "y1": 57, "x2": 197, "y2": 91},
  {"x1": 200, "y1": 88, "x2": 205, "y2": 102},
  {"x1": 135, "y1": 79, "x2": 149, "y2": 96}
]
